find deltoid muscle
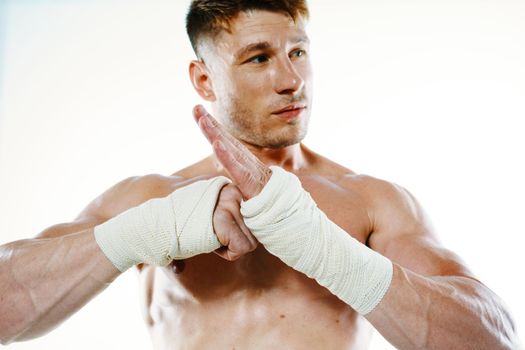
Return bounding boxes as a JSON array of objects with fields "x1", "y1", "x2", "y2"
[{"x1": 241, "y1": 166, "x2": 393, "y2": 314}]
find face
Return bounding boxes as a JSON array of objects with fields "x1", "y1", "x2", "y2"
[{"x1": 200, "y1": 10, "x2": 313, "y2": 148}]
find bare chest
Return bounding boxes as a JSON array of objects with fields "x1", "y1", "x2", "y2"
[
  {"x1": 144, "y1": 175, "x2": 371, "y2": 301},
  {"x1": 170, "y1": 178, "x2": 370, "y2": 292},
  {"x1": 138, "y1": 174, "x2": 373, "y2": 348}
]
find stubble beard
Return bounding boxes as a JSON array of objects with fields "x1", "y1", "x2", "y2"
[{"x1": 220, "y1": 95, "x2": 310, "y2": 149}]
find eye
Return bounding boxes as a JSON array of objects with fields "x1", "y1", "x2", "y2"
[
  {"x1": 291, "y1": 49, "x2": 306, "y2": 58},
  {"x1": 247, "y1": 54, "x2": 269, "y2": 64}
]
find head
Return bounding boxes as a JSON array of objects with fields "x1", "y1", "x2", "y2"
[{"x1": 186, "y1": 0, "x2": 312, "y2": 148}]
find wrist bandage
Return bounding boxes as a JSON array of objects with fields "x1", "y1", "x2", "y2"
[
  {"x1": 94, "y1": 176, "x2": 231, "y2": 272},
  {"x1": 241, "y1": 166, "x2": 393, "y2": 314}
]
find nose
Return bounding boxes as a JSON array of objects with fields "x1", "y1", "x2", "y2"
[{"x1": 273, "y1": 56, "x2": 304, "y2": 95}]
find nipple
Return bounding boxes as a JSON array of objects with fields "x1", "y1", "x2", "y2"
[{"x1": 171, "y1": 260, "x2": 186, "y2": 274}]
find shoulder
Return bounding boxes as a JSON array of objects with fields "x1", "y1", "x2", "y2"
[
  {"x1": 301, "y1": 146, "x2": 413, "y2": 210},
  {"x1": 336, "y1": 173, "x2": 430, "y2": 235},
  {"x1": 36, "y1": 173, "x2": 191, "y2": 239},
  {"x1": 337, "y1": 173, "x2": 417, "y2": 210},
  {"x1": 81, "y1": 156, "x2": 224, "y2": 221},
  {"x1": 307, "y1": 155, "x2": 474, "y2": 277},
  {"x1": 316, "y1": 152, "x2": 435, "y2": 246},
  {"x1": 77, "y1": 173, "x2": 189, "y2": 221}
]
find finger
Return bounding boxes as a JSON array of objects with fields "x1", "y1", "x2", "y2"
[
  {"x1": 193, "y1": 105, "x2": 232, "y2": 147},
  {"x1": 213, "y1": 246, "x2": 233, "y2": 261},
  {"x1": 194, "y1": 105, "x2": 220, "y2": 144},
  {"x1": 229, "y1": 207, "x2": 258, "y2": 250},
  {"x1": 213, "y1": 205, "x2": 253, "y2": 261},
  {"x1": 194, "y1": 107, "x2": 253, "y2": 181},
  {"x1": 194, "y1": 105, "x2": 272, "y2": 198},
  {"x1": 194, "y1": 105, "x2": 257, "y2": 169},
  {"x1": 213, "y1": 140, "x2": 272, "y2": 199},
  {"x1": 213, "y1": 230, "x2": 250, "y2": 261},
  {"x1": 222, "y1": 211, "x2": 254, "y2": 260},
  {"x1": 212, "y1": 140, "x2": 253, "y2": 196},
  {"x1": 221, "y1": 185, "x2": 259, "y2": 249},
  {"x1": 212, "y1": 208, "x2": 231, "y2": 246}
]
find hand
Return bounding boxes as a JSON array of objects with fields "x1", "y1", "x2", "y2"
[
  {"x1": 193, "y1": 105, "x2": 272, "y2": 200},
  {"x1": 212, "y1": 183, "x2": 258, "y2": 261}
]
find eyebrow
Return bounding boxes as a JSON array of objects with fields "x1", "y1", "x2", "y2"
[
  {"x1": 234, "y1": 42, "x2": 271, "y2": 61},
  {"x1": 234, "y1": 35, "x2": 310, "y2": 61}
]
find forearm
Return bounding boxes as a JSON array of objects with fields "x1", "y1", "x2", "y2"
[
  {"x1": 367, "y1": 264, "x2": 518, "y2": 350},
  {"x1": 240, "y1": 167, "x2": 519, "y2": 349},
  {"x1": 0, "y1": 229, "x2": 120, "y2": 344},
  {"x1": 0, "y1": 175, "x2": 231, "y2": 344}
]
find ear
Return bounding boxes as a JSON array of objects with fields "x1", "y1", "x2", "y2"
[{"x1": 189, "y1": 60, "x2": 216, "y2": 102}]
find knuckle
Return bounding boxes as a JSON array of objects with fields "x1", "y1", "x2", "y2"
[
  {"x1": 238, "y1": 238, "x2": 252, "y2": 254},
  {"x1": 248, "y1": 240, "x2": 258, "y2": 251},
  {"x1": 228, "y1": 254, "x2": 240, "y2": 261},
  {"x1": 225, "y1": 184, "x2": 242, "y2": 200}
]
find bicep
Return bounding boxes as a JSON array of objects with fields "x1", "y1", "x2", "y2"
[
  {"x1": 34, "y1": 177, "x2": 137, "y2": 239},
  {"x1": 373, "y1": 231, "x2": 474, "y2": 278},
  {"x1": 367, "y1": 180, "x2": 475, "y2": 279},
  {"x1": 35, "y1": 216, "x2": 105, "y2": 239},
  {"x1": 35, "y1": 173, "x2": 185, "y2": 240}
]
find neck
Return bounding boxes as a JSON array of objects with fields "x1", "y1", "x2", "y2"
[{"x1": 213, "y1": 142, "x2": 310, "y2": 173}]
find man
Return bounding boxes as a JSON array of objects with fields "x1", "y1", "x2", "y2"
[{"x1": 0, "y1": 1, "x2": 520, "y2": 349}]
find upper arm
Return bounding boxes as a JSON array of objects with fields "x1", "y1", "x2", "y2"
[
  {"x1": 36, "y1": 174, "x2": 182, "y2": 240},
  {"x1": 364, "y1": 178, "x2": 475, "y2": 279}
]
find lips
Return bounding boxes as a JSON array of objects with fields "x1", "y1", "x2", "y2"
[
  {"x1": 272, "y1": 104, "x2": 306, "y2": 121},
  {"x1": 272, "y1": 104, "x2": 306, "y2": 115}
]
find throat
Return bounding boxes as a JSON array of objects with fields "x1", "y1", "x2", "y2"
[{"x1": 213, "y1": 142, "x2": 310, "y2": 172}]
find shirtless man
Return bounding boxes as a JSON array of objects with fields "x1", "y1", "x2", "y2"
[{"x1": 0, "y1": 1, "x2": 520, "y2": 349}]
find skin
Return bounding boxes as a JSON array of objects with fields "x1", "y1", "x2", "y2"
[
  {"x1": 0, "y1": 175, "x2": 255, "y2": 344},
  {"x1": 0, "y1": 8, "x2": 519, "y2": 350},
  {"x1": 192, "y1": 105, "x2": 518, "y2": 349}
]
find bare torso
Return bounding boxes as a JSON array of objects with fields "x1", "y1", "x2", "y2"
[{"x1": 117, "y1": 146, "x2": 379, "y2": 349}]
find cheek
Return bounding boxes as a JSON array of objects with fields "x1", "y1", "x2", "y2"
[
  {"x1": 214, "y1": 72, "x2": 234, "y2": 97},
  {"x1": 234, "y1": 74, "x2": 269, "y2": 101},
  {"x1": 299, "y1": 60, "x2": 313, "y2": 82},
  {"x1": 244, "y1": 70, "x2": 268, "y2": 87}
]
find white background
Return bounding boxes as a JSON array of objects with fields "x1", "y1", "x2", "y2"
[{"x1": 0, "y1": 0, "x2": 523, "y2": 349}]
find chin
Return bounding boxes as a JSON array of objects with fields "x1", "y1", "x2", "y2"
[
  {"x1": 267, "y1": 138, "x2": 303, "y2": 149},
  {"x1": 225, "y1": 112, "x2": 309, "y2": 148},
  {"x1": 254, "y1": 129, "x2": 308, "y2": 149}
]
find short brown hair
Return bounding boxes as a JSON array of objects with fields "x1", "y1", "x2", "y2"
[{"x1": 186, "y1": 0, "x2": 309, "y2": 57}]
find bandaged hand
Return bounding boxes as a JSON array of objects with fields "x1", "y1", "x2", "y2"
[
  {"x1": 194, "y1": 105, "x2": 393, "y2": 314},
  {"x1": 241, "y1": 167, "x2": 393, "y2": 314},
  {"x1": 95, "y1": 177, "x2": 257, "y2": 272}
]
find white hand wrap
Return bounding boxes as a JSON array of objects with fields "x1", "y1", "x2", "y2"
[
  {"x1": 241, "y1": 166, "x2": 393, "y2": 314},
  {"x1": 94, "y1": 176, "x2": 231, "y2": 272}
]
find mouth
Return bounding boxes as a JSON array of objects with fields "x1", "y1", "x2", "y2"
[{"x1": 272, "y1": 104, "x2": 307, "y2": 120}]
